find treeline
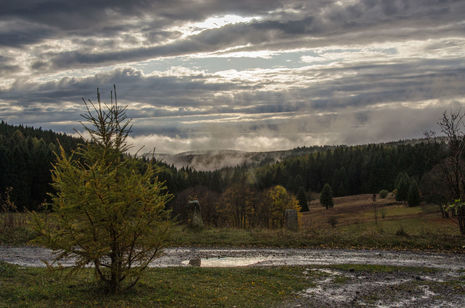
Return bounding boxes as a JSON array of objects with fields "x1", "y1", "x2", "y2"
[
  {"x1": 0, "y1": 121, "x2": 448, "y2": 215},
  {"x1": 253, "y1": 142, "x2": 447, "y2": 196},
  {"x1": 163, "y1": 142, "x2": 447, "y2": 227},
  {"x1": 0, "y1": 121, "x2": 82, "y2": 210},
  {"x1": 158, "y1": 141, "x2": 447, "y2": 199},
  {"x1": 170, "y1": 184, "x2": 300, "y2": 228}
]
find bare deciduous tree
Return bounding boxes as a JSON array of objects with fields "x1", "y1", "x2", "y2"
[{"x1": 437, "y1": 110, "x2": 465, "y2": 235}]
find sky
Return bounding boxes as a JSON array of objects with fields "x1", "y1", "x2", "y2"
[{"x1": 1, "y1": 0, "x2": 464, "y2": 154}]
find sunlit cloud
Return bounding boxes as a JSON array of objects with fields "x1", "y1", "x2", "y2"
[
  {"x1": 172, "y1": 14, "x2": 263, "y2": 37},
  {"x1": 1, "y1": 0, "x2": 465, "y2": 153}
]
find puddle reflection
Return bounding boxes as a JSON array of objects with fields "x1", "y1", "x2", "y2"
[{"x1": 182, "y1": 256, "x2": 270, "y2": 267}]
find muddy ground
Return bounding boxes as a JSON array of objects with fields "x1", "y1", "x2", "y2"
[
  {"x1": 1, "y1": 246, "x2": 465, "y2": 306},
  {"x1": 280, "y1": 266, "x2": 465, "y2": 307}
]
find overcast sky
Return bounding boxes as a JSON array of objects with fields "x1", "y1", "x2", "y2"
[{"x1": 1, "y1": 0, "x2": 464, "y2": 153}]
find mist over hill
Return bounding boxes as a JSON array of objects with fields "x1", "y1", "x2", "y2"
[
  {"x1": 149, "y1": 138, "x2": 445, "y2": 171},
  {"x1": 150, "y1": 146, "x2": 331, "y2": 171}
]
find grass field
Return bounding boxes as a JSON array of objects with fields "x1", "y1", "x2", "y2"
[
  {"x1": 1, "y1": 195, "x2": 465, "y2": 307},
  {"x1": 170, "y1": 194, "x2": 465, "y2": 251},
  {"x1": 1, "y1": 194, "x2": 464, "y2": 251},
  {"x1": 0, "y1": 261, "x2": 316, "y2": 307},
  {"x1": 1, "y1": 260, "x2": 464, "y2": 307}
]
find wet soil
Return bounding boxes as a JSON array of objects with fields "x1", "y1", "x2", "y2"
[
  {"x1": 281, "y1": 267, "x2": 465, "y2": 307},
  {"x1": 3, "y1": 246, "x2": 464, "y2": 269},
  {"x1": 1, "y1": 246, "x2": 465, "y2": 306}
]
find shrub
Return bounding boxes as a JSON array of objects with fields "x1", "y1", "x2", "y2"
[
  {"x1": 31, "y1": 87, "x2": 173, "y2": 294},
  {"x1": 379, "y1": 189, "x2": 389, "y2": 199}
]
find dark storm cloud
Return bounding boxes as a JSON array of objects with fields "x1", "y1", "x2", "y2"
[
  {"x1": 1, "y1": 0, "x2": 465, "y2": 152},
  {"x1": 0, "y1": 0, "x2": 286, "y2": 47},
  {"x1": 24, "y1": 0, "x2": 463, "y2": 70},
  {"x1": 6, "y1": 54, "x2": 465, "y2": 128},
  {"x1": 0, "y1": 21, "x2": 55, "y2": 47},
  {"x1": 0, "y1": 67, "x2": 242, "y2": 107},
  {"x1": 303, "y1": 60, "x2": 465, "y2": 111}
]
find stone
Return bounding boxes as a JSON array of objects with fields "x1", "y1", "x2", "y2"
[
  {"x1": 285, "y1": 209, "x2": 298, "y2": 231},
  {"x1": 189, "y1": 258, "x2": 201, "y2": 266}
]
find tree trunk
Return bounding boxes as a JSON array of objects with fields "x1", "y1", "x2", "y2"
[
  {"x1": 458, "y1": 207, "x2": 465, "y2": 236},
  {"x1": 108, "y1": 238, "x2": 122, "y2": 294}
]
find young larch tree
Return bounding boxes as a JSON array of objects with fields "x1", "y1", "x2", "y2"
[{"x1": 31, "y1": 86, "x2": 173, "y2": 294}]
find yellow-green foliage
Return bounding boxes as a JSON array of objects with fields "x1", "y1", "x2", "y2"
[
  {"x1": 30, "y1": 88, "x2": 173, "y2": 294},
  {"x1": 217, "y1": 183, "x2": 257, "y2": 228},
  {"x1": 264, "y1": 185, "x2": 300, "y2": 228},
  {"x1": 216, "y1": 184, "x2": 299, "y2": 229}
]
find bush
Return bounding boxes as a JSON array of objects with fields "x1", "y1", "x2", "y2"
[
  {"x1": 327, "y1": 216, "x2": 338, "y2": 228},
  {"x1": 379, "y1": 189, "x2": 389, "y2": 199}
]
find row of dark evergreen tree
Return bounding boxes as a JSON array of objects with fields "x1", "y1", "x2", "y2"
[
  {"x1": 0, "y1": 121, "x2": 447, "y2": 211},
  {"x1": 0, "y1": 121, "x2": 82, "y2": 210},
  {"x1": 252, "y1": 142, "x2": 446, "y2": 196}
]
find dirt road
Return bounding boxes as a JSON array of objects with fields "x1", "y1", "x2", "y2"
[{"x1": 1, "y1": 246, "x2": 464, "y2": 269}]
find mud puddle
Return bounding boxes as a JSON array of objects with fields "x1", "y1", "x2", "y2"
[
  {"x1": 282, "y1": 266, "x2": 465, "y2": 307},
  {"x1": 1, "y1": 247, "x2": 465, "y2": 270}
]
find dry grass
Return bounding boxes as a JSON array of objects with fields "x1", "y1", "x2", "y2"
[
  {"x1": 2, "y1": 194, "x2": 464, "y2": 251},
  {"x1": 0, "y1": 188, "x2": 29, "y2": 243},
  {"x1": 301, "y1": 194, "x2": 459, "y2": 237}
]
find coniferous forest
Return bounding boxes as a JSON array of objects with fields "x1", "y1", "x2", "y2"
[
  {"x1": 0, "y1": 121, "x2": 447, "y2": 218},
  {"x1": 0, "y1": 121, "x2": 82, "y2": 210}
]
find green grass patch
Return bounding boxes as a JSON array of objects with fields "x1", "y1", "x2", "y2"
[
  {"x1": 0, "y1": 212, "x2": 36, "y2": 246},
  {"x1": 167, "y1": 223, "x2": 465, "y2": 252},
  {"x1": 3, "y1": 206, "x2": 465, "y2": 252},
  {"x1": 0, "y1": 262, "x2": 315, "y2": 308},
  {"x1": 0, "y1": 226, "x2": 36, "y2": 245}
]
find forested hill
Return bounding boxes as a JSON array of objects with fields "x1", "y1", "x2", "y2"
[
  {"x1": 252, "y1": 142, "x2": 447, "y2": 196},
  {"x1": 153, "y1": 146, "x2": 332, "y2": 171},
  {"x1": 0, "y1": 120, "x2": 449, "y2": 212},
  {"x1": 154, "y1": 138, "x2": 447, "y2": 172},
  {"x1": 0, "y1": 121, "x2": 82, "y2": 210}
]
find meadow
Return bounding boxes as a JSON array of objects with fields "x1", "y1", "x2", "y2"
[
  {"x1": 3, "y1": 259, "x2": 465, "y2": 307},
  {"x1": 169, "y1": 194, "x2": 465, "y2": 251},
  {"x1": 2, "y1": 193, "x2": 463, "y2": 251},
  {"x1": 2, "y1": 194, "x2": 465, "y2": 306}
]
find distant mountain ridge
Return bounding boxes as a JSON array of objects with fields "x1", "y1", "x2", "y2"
[
  {"x1": 152, "y1": 149, "x2": 284, "y2": 171},
  {"x1": 149, "y1": 137, "x2": 447, "y2": 171}
]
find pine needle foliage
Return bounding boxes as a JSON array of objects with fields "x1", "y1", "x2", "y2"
[
  {"x1": 407, "y1": 179, "x2": 421, "y2": 207},
  {"x1": 320, "y1": 183, "x2": 334, "y2": 210},
  {"x1": 395, "y1": 172, "x2": 410, "y2": 202},
  {"x1": 31, "y1": 86, "x2": 173, "y2": 294},
  {"x1": 297, "y1": 187, "x2": 309, "y2": 212}
]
